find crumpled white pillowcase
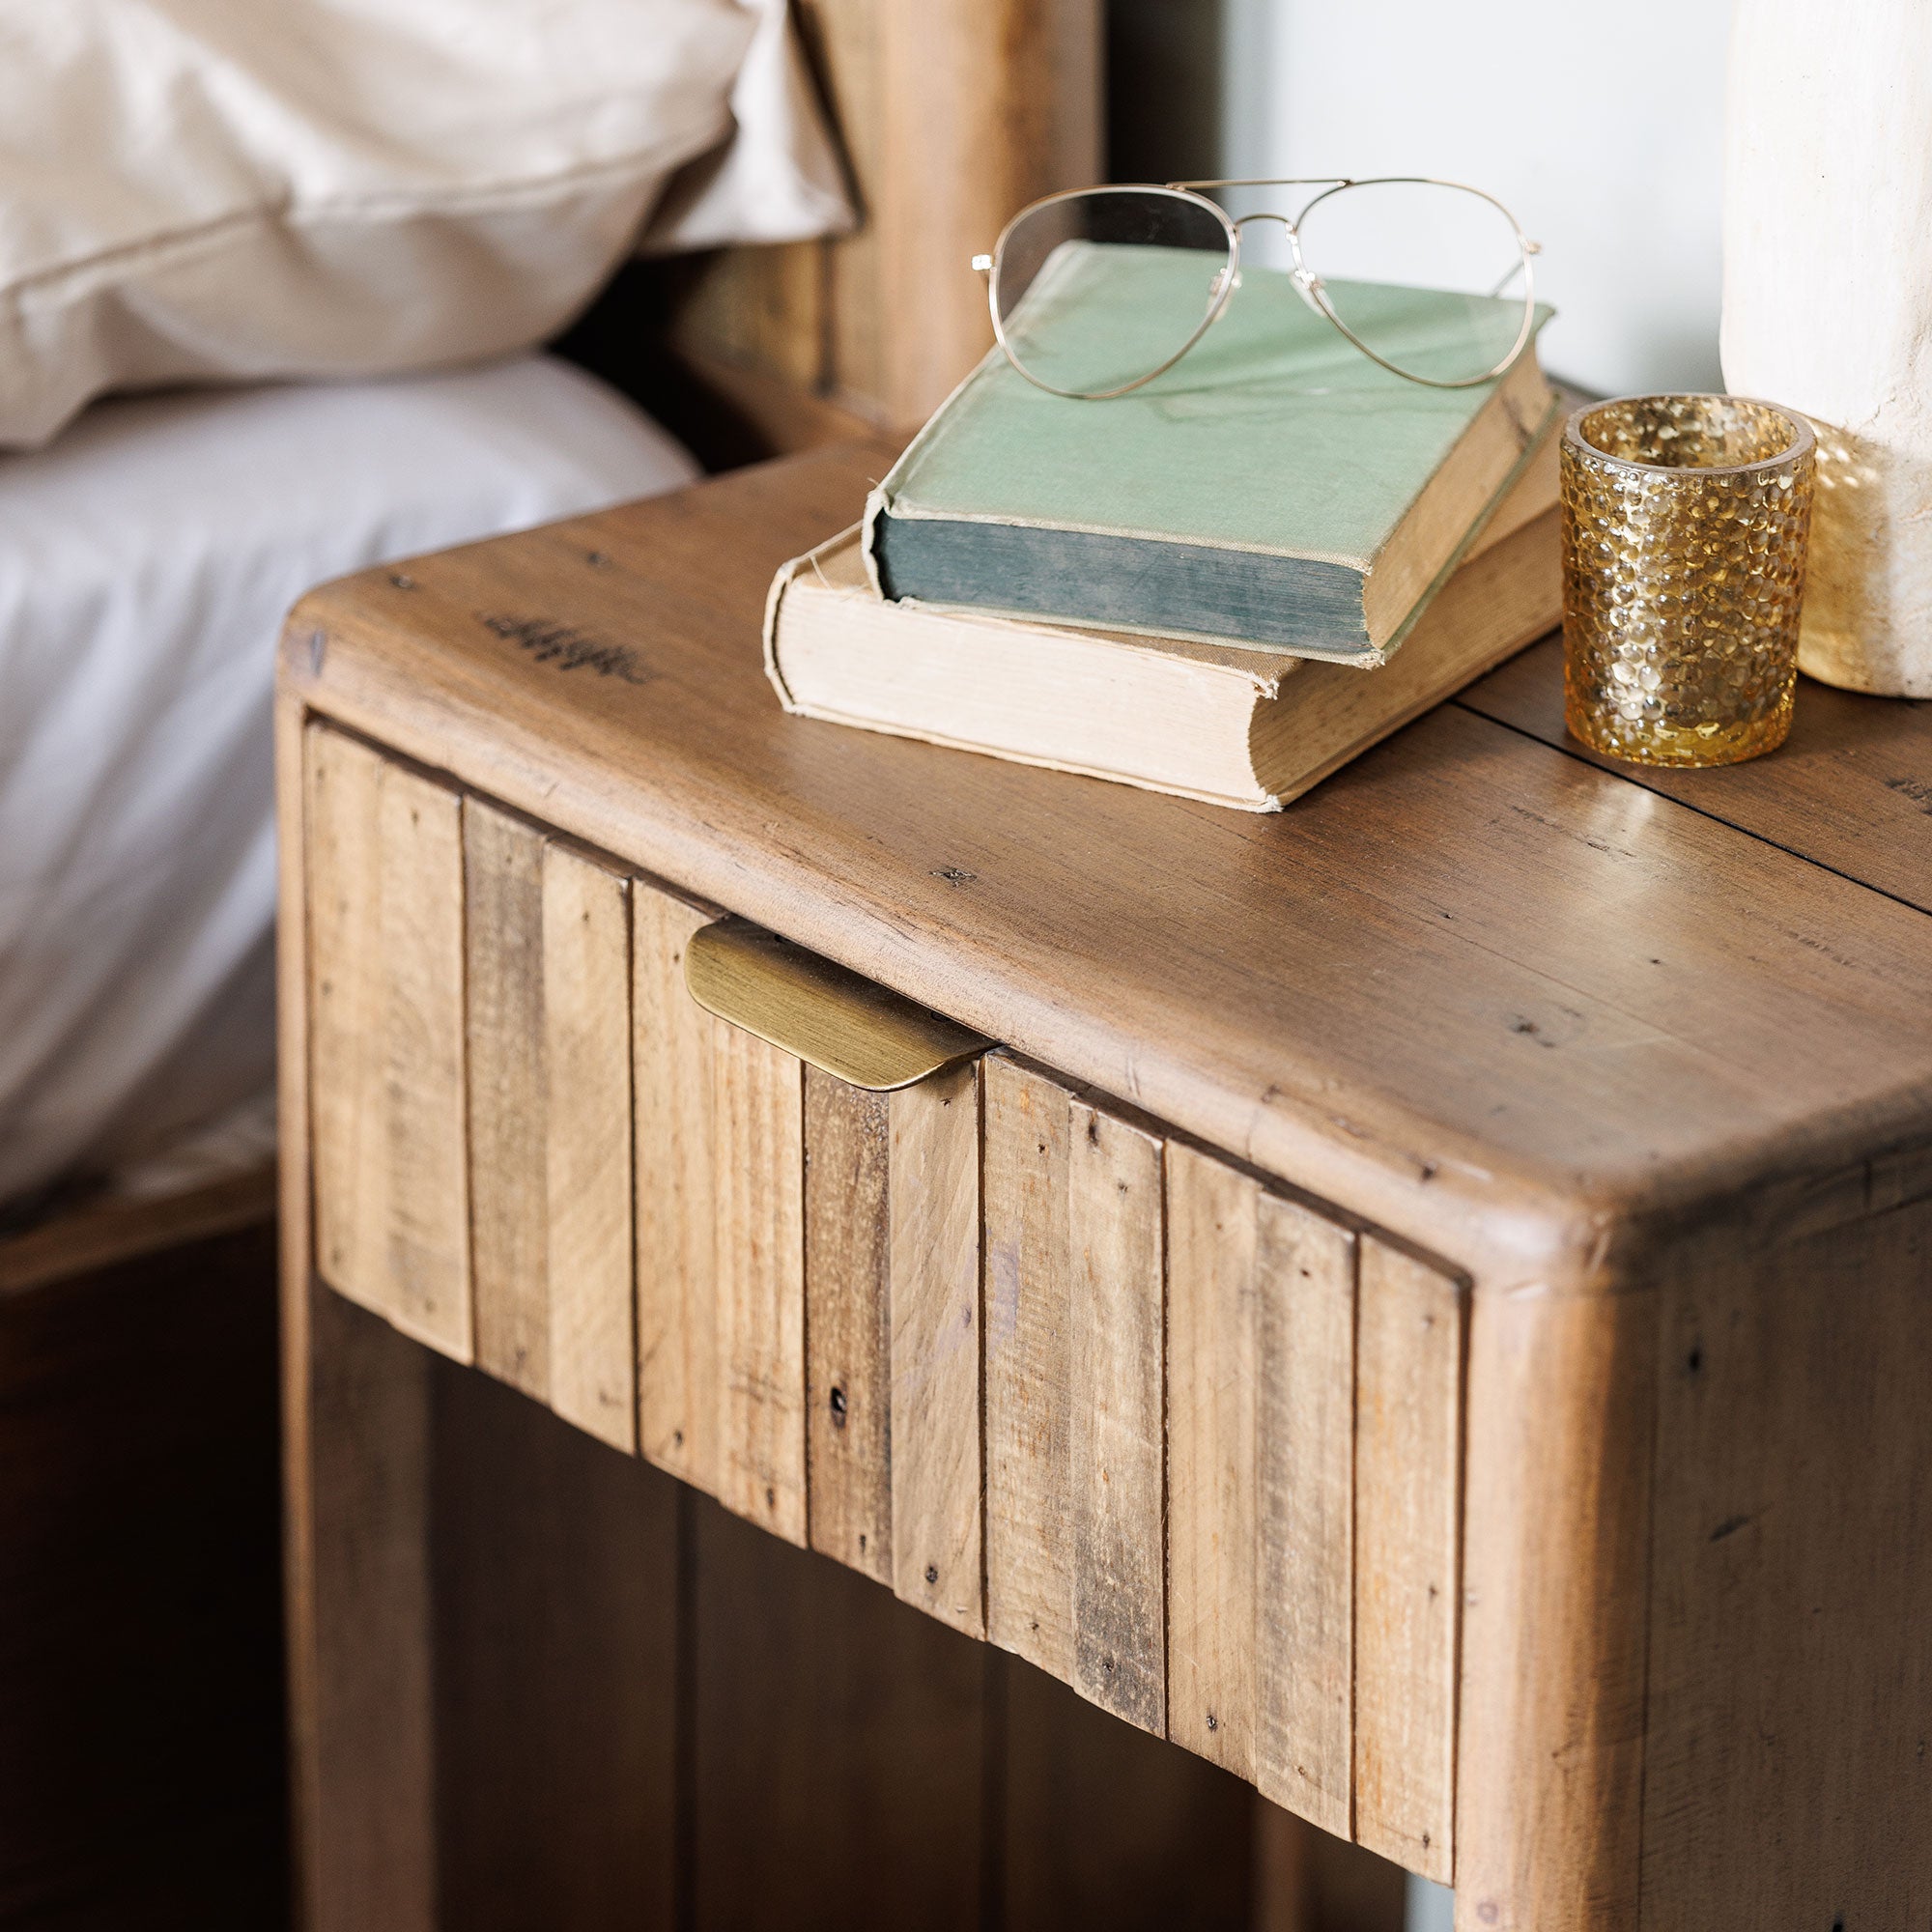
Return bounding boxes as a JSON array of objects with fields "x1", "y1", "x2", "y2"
[
  {"x1": 0, "y1": 0, "x2": 852, "y2": 449},
  {"x1": 643, "y1": 0, "x2": 852, "y2": 254}
]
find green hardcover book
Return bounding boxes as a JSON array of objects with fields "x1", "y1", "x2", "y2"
[{"x1": 863, "y1": 243, "x2": 1556, "y2": 662}]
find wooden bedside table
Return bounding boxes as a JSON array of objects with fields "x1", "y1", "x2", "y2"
[{"x1": 277, "y1": 439, "x2": 1932, "y2": 1932}]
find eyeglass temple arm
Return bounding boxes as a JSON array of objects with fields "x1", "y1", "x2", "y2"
[
  {"x1": 1165, "y1": 176, "x2": 1350, "y2": 190},
  {"x1": 1486, "y1": 240, "x2": 1540, "y2": 298}
]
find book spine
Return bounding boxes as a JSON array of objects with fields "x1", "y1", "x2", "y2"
[
  {"x1": 762, "y1": 551, "x2": 806, "y2": 712},
  {"x1": 859, "y1": 485, "x2": 891, "y2": 599}
]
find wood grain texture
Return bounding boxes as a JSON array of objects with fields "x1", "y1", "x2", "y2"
[
  {"x1": 1454, "y1": 1285, "x2": 1656, "y2": 1931},
  {"x1": 305, "y1": 723, "x2": 470, "y2": 1361},
  {"x1": 887, "y1": 1059, "x2": 983, "y2": 1634},
  {"x1": 1067, "y1": 1096, "x2": 1166, "y2": 1734},
  {"x1": 376, "y1": 768, "x2": 471, "y2": 1359},
  {"x1": 464, "y1": 802, "x2": 550, "y2": 1398},
  {"x1": 1352, "y1": 1239, "x2": 1463, "y2": 1884},
  {"x1": 712, "y1": 1022, "x2": 808, "y2": 1544},
  {"x1": 1254, "y1": 1190, "x2": 1357, "y2": 1839},
  {"x1": 982, "y1": 1054, "x2": 1075, "y2": 1678},
  {"x1": 285, "y1": 441, "x2": 1932, "y2": 1292},
  {"x1": 1164, "y1": 1142, "x2": 1258, "y2": 1778},
  {"x1": 1638, "y1": 1201, "x2": 1932, "y2": 1930},
  {"x1": 869, "y1": 0, "x2": 1102, "y2": 424},
  {"x1": 541, "y1": 844, "x2": 637, "y2": 1452},
  {"x1": 1461, "y1": 635, "x2": 1932, "y2": 913},
  {"x1": 804, "y1": 1066, "x2": 894, "y2": 1580},
  {"x1": 277, "y1": 687, "x2": 329, "y2": 1928},
  {"x1": 664, "y1": 0, "x2": 1100, "y2": 433},
  {"x1": 633, "y1": 883, "x2": 719, "y2": 1486},
  {"x1": 814, "y1": 0, "x2": 886, "y2": 413},
  {"x1": 1164, "y1": 1145, "x2": 1359, "y2": 1829},
  {"x1": 304, "y1": 723, "x2": 384, "y2": 1328}
]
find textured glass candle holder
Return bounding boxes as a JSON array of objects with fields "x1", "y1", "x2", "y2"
[{"x1": 1560, "y1": 394, "x2": 1815, "y2": 766}]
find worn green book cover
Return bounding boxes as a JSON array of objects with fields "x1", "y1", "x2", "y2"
[{"x1": 863, "y1": 242, "x2": 1555, "y2": 661}]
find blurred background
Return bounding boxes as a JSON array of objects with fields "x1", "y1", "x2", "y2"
[{"x1": 1109, "y1": 0, "x2": 1733, "y2": 399}]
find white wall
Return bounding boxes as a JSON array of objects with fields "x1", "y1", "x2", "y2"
[{"x1": 1210, "y1": 0, "x2": 1735, "y2": 397}]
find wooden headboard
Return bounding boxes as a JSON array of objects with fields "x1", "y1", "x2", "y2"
[{"x1": 583, "y1": 0, "x2": 1101, "y2": 463}]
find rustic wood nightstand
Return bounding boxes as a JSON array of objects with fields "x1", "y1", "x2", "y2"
[{"x1": 277, "y1": 440, "x2": 1932, "y2": 1932}]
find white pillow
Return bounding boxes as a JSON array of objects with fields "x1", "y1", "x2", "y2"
[
  {"x1": 0, "y1": 0, "x2": 851, "y2": 449},
  {"x1": 0, "y1": 355, "x2": 699, "y2": 1208}
]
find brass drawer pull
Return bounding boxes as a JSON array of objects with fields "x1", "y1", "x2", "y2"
[{"x1": 683, "y1": 916, "x2": 994, "y2": 1091}]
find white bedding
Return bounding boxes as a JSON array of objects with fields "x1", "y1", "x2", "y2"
[{"x1": 0, "y1": 356, "x2": 697, "y2": 1212}]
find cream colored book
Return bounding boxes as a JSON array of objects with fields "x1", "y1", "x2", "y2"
[{"x1": 766, "y1": 436, "x2": 1559, "y2": 813}]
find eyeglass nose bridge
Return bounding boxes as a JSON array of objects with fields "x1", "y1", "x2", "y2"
[{"x1": 1231, "y1": 212, "x2": 1327, "y2": 316}]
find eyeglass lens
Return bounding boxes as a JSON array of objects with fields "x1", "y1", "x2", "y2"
[{"x1": 992, "y1": 188, "x2": 1232, "y2": 399}]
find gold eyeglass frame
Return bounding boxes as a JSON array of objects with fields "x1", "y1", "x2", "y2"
[{"x1": 970, "y1": 177, "x2": 1542, "y2": 401}]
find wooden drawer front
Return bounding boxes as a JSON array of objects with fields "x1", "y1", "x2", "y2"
[
  {"x1": 305, "y1": 724, "x2": 472, "y2": 1361},
  {"x1": 982, "y1": 1056, "x2": 1464, "y2": 1884},
  {"x1": 463, "y1": 802, "x2": 636, "y2": 1451},
  {"x1": 304, "y1": 725, "x2": 1463, "y2": 1876},
  {"x1": 633, "y1": 884, "x2": 809, "y2": 1544},
  {"x1": 630, "y1": 897, "x2": 984, "y2": 1618},
  {"x1": 802, "y1": 1064, "x2": 984, "y2": 1632}
]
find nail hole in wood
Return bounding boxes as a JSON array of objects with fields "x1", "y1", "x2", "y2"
[
  {"x1": 830, "y1": 1384, "x2": 848, "y2": 1428},
  {"x1": 924, "y1": 1565, "x2": 938, "y2": 1586}
]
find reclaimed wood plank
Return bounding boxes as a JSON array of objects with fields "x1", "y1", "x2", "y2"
[
  {"x1": 632, "y1": 884, "x2": 719, "y2": 1487},
  {"x1": 888, "y1": 1059, "x2": 983, "y2": 1634},
  {"x1": 804, "y1": 1065, "x2": 894, "y2": 1582},
  {"x1": 982, "y1": 1055, "x2": 1075, "y2": 1677},
  {"x1": 1066, "y1": 1095, "x2": 1166, "y2": 1734},
  {"x1": 541, "y1": 844, "x2": 636, "y2": 1453},
  {"x1": 1253, "y1": 1191, "x2": 1357, "y2": 1840},
  {"x1": 464, "y1": 801, "x2": 549, "y2": 1399},
  {"x1": 303, "y1": 722, "x2": 383, "y2": 1320},
  {"x1": 1164, "y1": 1141, "x2": 1258, "y2": 1779},
  {"x1": 305, "y1": 723, "x2": 470, "y2": 1361},
  {"x1": 712, "y1": 1022, "x2": 808, "y2": 1544},
  {"x1": 1352, "y1": 1239, "x2": 1464, "y2": 1883},
  {"x1": 373, "y1": 767, "x2": 471, "y2": 1360}
]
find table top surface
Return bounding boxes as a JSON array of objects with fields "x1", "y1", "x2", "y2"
[{"x1": 286, "y1": 440, "x2": 1932, "y2": 1290}]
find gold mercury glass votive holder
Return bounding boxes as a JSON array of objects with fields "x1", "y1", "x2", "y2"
[{"x1": 1560, "y1": 394, "x2": 1815, "y2": 766}]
